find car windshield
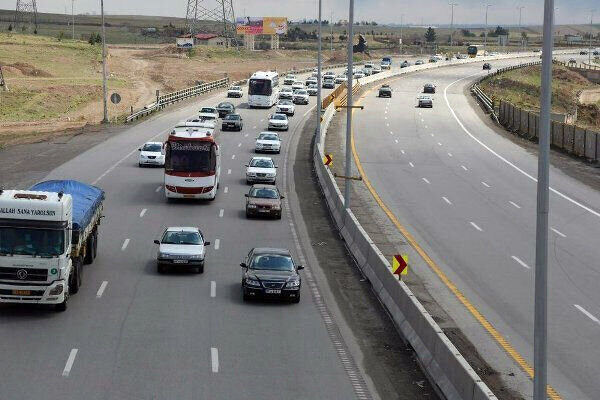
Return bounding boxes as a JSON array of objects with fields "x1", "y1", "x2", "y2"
[
  {"x1": 161, "y1": 230, "x2": 202, "y2": 245},
  {"x1": 218, "y1": 103, "x2": 232, "y2": 108},
  {"x1": 0, "y1": 227, "x2": 65, "y2": 257},
  {"x1": 251, "y1": 254, "x2": 294, "y2": 271},
  {"x1": 143, "y1": 143, "x2": 162, "y2": 152},
  {"x1": 225, "y1": 114, "x2": 240, "y2": 120},
  {"x1": 282, "y1": 88, "x2": 292, "y2": 93},
  {"x1": 200, "y1": 107, "x2": 215, "y2": 113},
  {"x1": 258, "y1": 134, "x2": 278, "y2": 141},
  {"x1": 295, "y1": 90, "x2": 307, "y2": 95},
  {"x1": 272, "y1": 114, "x2": 286, "y2": 120},
  {"x1": 230, "y1": 86, "x2": 240, "y2": 90},
  {"x1": 250, "y1": 158, "x2": 274, "y2": 168},
  {"x1": 278, "y1": 100, "x2": 292, "y2": 105},
  {"x1": 250, "y1": 188, "x2": 279, "y2": 199}
]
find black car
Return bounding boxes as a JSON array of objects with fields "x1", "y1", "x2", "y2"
[
  {"x1": 580, "y1": 50, "x2": 588, "y2": 55},
  {"x1": 216, "y1": 102, "x2": 235, "y2": 118},
  {"x1": 423, "y1": 83, "x2": 436, "y2": 94},
  {"x1": 241, "y1": 248, "x2": 303, "y2": 303},
  {"x1": 401, "y1": 60, "x2": 410, "y2": 68},
  {"x1": 378, "y1": 84, "x2": 392, "y2": 98},
  {"x1": 221, "y1": 113, "x2": 243, "y2": 131},
  {"x1": 483, "y1": 63, "x2": 491, "y2": 70}
]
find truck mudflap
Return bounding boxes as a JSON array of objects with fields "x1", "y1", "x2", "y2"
[{"x1": 0, "y1": 280, "x2": 66, "y2": 304}]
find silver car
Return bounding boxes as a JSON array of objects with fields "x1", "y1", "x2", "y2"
[{"x1": 154, "y1": 227, "x2": 210, "y2": 274}]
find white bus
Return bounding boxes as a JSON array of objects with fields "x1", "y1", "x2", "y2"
[{"x1": 248, "y1": 71, "x2": 279, "y2": 108}]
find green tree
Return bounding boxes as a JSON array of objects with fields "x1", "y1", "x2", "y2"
[
  {"x1": 8, "y1": 24, "x2": 12, "y2": 31},
  {"x1": 425, "y1": 27, "x2": 436, "y2": 43},
  {"x1": 88, "y1": 32, "x2": 96, "y2": 45},
  {"x1": 95, "y1": 33, "x2": 102, "y2": 43},
  {"x1": 57, "y1": 31, "x2": 64, "y2": 41}
]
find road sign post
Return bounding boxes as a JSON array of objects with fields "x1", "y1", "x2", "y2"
[
  {"x1": 392, "y1": 254, "x2": 408, "y2": 279},
  {"x1": 323, "y1": 154, "x2": 333, "y2": 166}
]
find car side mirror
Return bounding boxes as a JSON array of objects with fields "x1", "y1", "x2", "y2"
[
  {"x1": 244, "y1": 194, "x2": 249, "y2": 197},
  {"x1": 297, "y1": 265, "x2": 305, "y2": 271},
  {"x1": 153, "y1": 240, "x2": 160, "y2": 244},
  {"x1": 245, "y1": 164, "x2": 249, "y2": 167},
  {"x1": 240, "y1": 262, "x2": 247, "y2": 268},
  {"x1": 138, "y1": 148, "x2": 142, "y2": 151},
  {"x1": 275, "y1": 166, "x2": 279, "y2": 168},
  {"x1": 204, "y1": 241, "x2": 211, "y2": 246},
  {"x1": 280, "y1": 195, "x2": 285, "y2": 199}
]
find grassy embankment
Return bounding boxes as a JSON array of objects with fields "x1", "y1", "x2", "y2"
[{"x1": 480, "y1": 64, "x2": 600, "y2": 130}]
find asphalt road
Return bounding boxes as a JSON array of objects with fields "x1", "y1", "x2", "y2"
[
  {"x1": 0, "y1": 68, "x2": 377, "y2": 399},
  {"x1": 352, "y1": 54, "x2": 599, "y2": 399}
]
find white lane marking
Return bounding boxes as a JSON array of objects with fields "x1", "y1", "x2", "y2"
[
  {"x1": 384, "y1": 116, "x2": 388, "y2": 120},
  {"x1": 211, "y1": 348, "x2": 219, "y2": 373},
  {"x1": 224, "y1": 186, "x2": 229, "y2": 194},
  {"x1": 96, "y1": 281, "x2": 108, "y2": 298},
  {"x1": 389, "y1": 131, "x2": 393, "y2": 135},
  {"x1": 394, "y1": 139, "x2": 399, "y2": 143},
  {"x1": 384, "y1": 110, "x2": 388, "y2": 114},
  {"x1": 551, "y1": 227, "x2": 566, "y2": 238},
  {"x1": 237, "y1": 143, "x2": 242, "y2": 147},
  {"x1": 438, "y1": 142, "x2": 443, "y2": 146},
  {"x1": 482, "y1": 181, "x2": 490, "y2": 188},
  {"x1": 210, "y1": 281, "x2": 216, "y2": 298},
  {"x1": 445, "y1": 75, "x2": 600, "y2": 220},
  {"x1": 214, "y1": 239, "x2": 220, "y2": 250},
  {"x1": 303, "y1": 104, "x2": 316, "y2": 117},
  {"x1": 409, "y1": 162, "x2": 414, "y2": 168},
  {"x1": 509, "y1": 201, "x2": 521, "y2": 209},
  {"x1": 461, "y1": 165, "x2": 468, "y2": 171},
  {"x1": 244, "y1": 133, "x2": 248, "y2": 137},
  {"x1": 155, "y1": 186, "x2": 162, "y2": 193},
  {"x1": 574, "y1": 304, "x2": 600, "y2": 325},
  {"x1": 62, "y1": 349, "x2": 78, "y2": 377},
  {"x1": 139, "y1": 208, "x2": 147, "y2": 217},
  {"x1": 219, "y1": 209, "x2": 224, "y2": 218},
  {"x1": 425, "y1": 125, "x2": 428, "y2": 129},
  {"x1": 421, "y1": 118, "x2": 425, "y2": 122},
  {"x1": 253, "y1": 126, "x2": 257, "y2": 129},
  {"x1": 422, "y1": 178, "x2": 431, "y2": 184},
  {"x1": 260, "y1": 119, "x2": 264, "y2": 122},
  {"x1": 231, "y1": 154, "x2": 236, "y2": 160},
  {"x1": 121, "y1": 239, "x2": 130, "y2": 251},
  {"x1": 470, "y1": 222, "x2": 483, "y2": 232},
  {"x1": 386, "y1": 123, "x2": 390, "y2": 127},
  {"x1": 227, "y1": 169, "x2": 231, "y2": 175},
  {"x1": 400, "y1": 150, "x2": 405, "y2": 154},
  {"x1": 448, "y1": 152, "x2": 453, "y2": 157},
  {"x1": 511, "y1": 256, "x2": 531, "y2": 269},
  {"x1": 442, "y1": 196, "x2": 453, "y2": 205}
]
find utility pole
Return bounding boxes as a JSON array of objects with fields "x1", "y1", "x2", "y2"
[
  {"x1": 316, "y1": 0, "x2": 323, "y2": 145},
  {"x1": 534, "y1": 0, "x2": 554, "y2": 399},
  {"x1": 101, "y1": 0, "x2": 108, "y2": 123},
  {"x1": 518, "y1": 6, "x2": 525, "y2": 52},
  {"x1": 484, "y1": 4, "x2": 492, "y2": 60},
  {"x1": 449, "y1": 3, "x2": 458, "y2": 48},
  {"x1": 590, "y1": 10, "x2": 595, "y2": 65},
  {"x1": 71, "y1": 0, "x2": 75, "y2": 40},
  {"x1": 344, "y1": 0, "x2": 354, "y2": 209},
  {"x1": 331, "y1": 11, "x2": 334, "y2": 53},
  {"x1": 400, "y1": 14, "x2": 404, "y2": 53}
]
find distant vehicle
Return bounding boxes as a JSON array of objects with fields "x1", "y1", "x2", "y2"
[
  {"x1": 255, "y1": 132, "x2": 281, "y2": 153},
  {"x1": 568, "y1": 58, "x2": 577, "y2": 64},
  {"x1": 306, "y1": 84, "x2": 319, "y2": 96},
  {"x1": 216, "y1": 102, "x2": 235, "y2": 118},
  {"x1": 322, "y1": 77, "x2": 335, "y2": 89},
  {"x1": 423, "y1": 83, "x2": 436, "y2": 94},
  {"x1": 0, "y1": 180, "x2": 104, "y2": 311},
  {"x1": 483, "y1": 63, "x2": 492, "y2": 70},
  {"x1": 456, "y1": 54, "x2": 468, "y2": 60},
  {"x1": 268, "y1": 113, "x2": 289, "y2": 131},
  {"x1": 372, "y1": 65, "x2": 382, "y2": 74},
  {"x1": 293, "y1": 89, "x2": 309, "y2": 105},
  {"x1": 221, "y1": 113, "x2": 243, "y2": 131},
  {"x1": 580, "y1": 50, "x2": 588, "y2": 55},
  {"x1": 467, "y1": 45, "x2": 482, "y2": 58},
  {"x1": 276, "y1": 99, "x2": 295, "y2": 116},
  {"x1": 154, "y1": 227, "x2": 210, "y2": 274},
  {"x1": 354, "y1": 71, "x2": 365, "y2": 79},
  {"x1": 240, "y1": 248, "x2": 303, "y2": 302},
  {"x1": 138, "y1": 141, "x2": 165, "y2": 167},
  {"x1": 292, "y1": 81, "x2": 304, "y2": 91},
  {"x1": 164, "y1": 126, "x2": 220, "y2": 200},
  {"x1": 305, "y1": 77, "x2": 317, "y2": 87},
  {"x1": 227, "y1": 85, "x2": 243, "y2": 98},
  {"x1": 249, "y1": 71, "x2": 280, "y2": 108},
  {"x1": 283, "y1": 74, "x2": 296, "y2": 85},
  {"x1": 246, "y1": 156, "x2": 277, "y2": 184},
  {"x1": 381, "y1": 56, "x2": 392, "y2": 69},
  {"x1": 245, "y1": 185, "x2": 284, "y2": 219},
  {"x1": 378, "y1": 84, "x2": 392, "y2": 98},
  {"x1": 418, "y1": 95, "x2": 433, "y2": 108},
  {"x1": 199, "y1": 106, "x2": 219, "y2": 120},
  {"x1": 335, "y1": 74, "x2": 347, "y2": 84},
  {"x1": 323, "y1": 71, "x2": 336, "y2": 78},
  {"x1": 429, "y1": 57, "x2": 438, "y2": 63},
  {"x1": 415, "y1": 60, "x2": 425, "y2": 65},
  {"x1": 593, "y1": 49, "x2": 599, "y2": 56},
  {"x1": 279, "y1": 87, "x2": 294, "y2": 100},
  {"x1": 532, "y1": 49, "x2": 541, "y2": 53},
  {"x1": 401, "y1": 60, "x2": 410, "y2": 68},
  {"x1": 363, "y1": 63, "x2": 374, "y2": 75}
]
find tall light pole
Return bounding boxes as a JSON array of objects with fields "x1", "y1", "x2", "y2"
[
  {"x1": 590, "y1": 10, "x2": 595, "y2": 65},
  {"x1": 344, "y1": 0, "x2": 354, "y2": 208},
  {"x1": 534, "y1": 0, "x2": 554, "y2": 399},
  {"x1": 316, "y1": 0, "x2": 323, "y2": 145},
  {"x1": 101, "y1": 0, "x2": 108, "y2": 123},
  {"x1": 400, "y1": 14, "x2": 404, "y2": 53},
  {"x1": 518, "y1": 6, "x2": 525, "y2": 52},
  {"x1": 449, "y1": 3, "x2": 458, "y2": 49},
  {"x1": 71, "y1": 0, "x2": 75, "y2": 40},
  {"x1": 484, "y1": 4, "x2": 492, "y2": 60},
  {"x1": 331, "y1": 11, "x2": 334, "y2": 52}
]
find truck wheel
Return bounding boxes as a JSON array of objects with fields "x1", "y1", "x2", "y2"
[
  {"x1": 55, "y1": 298, "x2": 67, "y2": 312},
  {"x1": 84, "y1": 236, "x2": 94, "y2": 264},
  {"x1": 197, "y1": 262, "x2": 204, "y2": 274},
  {"x1": 157, "y1": 264, "x2": 166, "y2": 274},
  {"x1": 92, "y1": 229, "x2": 98, "y2": 259},
  {"x1": 69, "y1": 258, "x2": 82, "y2": 294}
]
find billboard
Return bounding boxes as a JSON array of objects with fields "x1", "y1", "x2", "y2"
[
  {"x1": 176, "y1": 37, "x2": 194, "y2": 48},
  {"x1": 236, "y1": 17, "x2": 263, "y2": 34},
  {"x1": 263, "y1": 17, "x2": 288, "y2": 35}
]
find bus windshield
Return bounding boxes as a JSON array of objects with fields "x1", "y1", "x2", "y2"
[
  {"x1": 0, "y1": 227, "x2": 65, "y2": 257},
  {"x1": 467, "y1": 46, "x2": 479, "y2": 56},
  {"x1": 249, "y1": 79, "x2": 272, "y2": 96},
  {"x1": 165, "y1": 141, "x2": 216, "y2": 173}
]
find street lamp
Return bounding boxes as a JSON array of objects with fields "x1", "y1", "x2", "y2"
[
  {"x1": 517, "y1": 6, "x2": 525, "y2": 52},
  {"x1": 590, "y1": 10, "x2": 595, "y2": 65},
  {"x1": 316, "y1": 0, "x2": 323, "y2": 145},
  {"x1": 344, "y1": 0, "x2": 355, "y2": 208},
  {"x1": 449, "y1": 3, "x2": 458, "y2": 49},
  {"x1": 101, "y1": 0, "x2": 108, "y2": 123},
  {"x1": 484, "y1": 4, "x2": 492, "y2": 60}
]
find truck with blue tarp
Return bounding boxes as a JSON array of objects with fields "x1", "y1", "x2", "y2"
[{"x1": 0, "y1": 180, "x2": 104, "y2": 311}]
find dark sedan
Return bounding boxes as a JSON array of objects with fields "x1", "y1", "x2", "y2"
[
  {"x1": 378, "y1": 84, "x2": 392, "y2": 98},
  {"x1": 221, "y1": 113, "x2": 243, "y2": 131},
  {"x1": 423, "y1": 83, "x2": 436, "y2": 94},
  {"x1": 483, "y1": 63, "x2": 491, "y2": 70},
  {"x1": 216, "y1": 102, "x2": 235, "y2": 118},
  {"x1": 241, "y1": 248, "x2": 303, "y2": 303},
  {"x1": 245, "y1": 185, "x2": 283, "y2": 219}
]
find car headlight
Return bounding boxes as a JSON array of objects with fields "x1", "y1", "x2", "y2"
[
  {"x1": 159, "y1": 252, "x2": 171, "y2": 259},
  {"x1": 271, "y1": 205, "x2": 281, "y2": 210},
  {"x1": 49, "y1": 283, "x2": 64, "y2": 296},
  {"x1": 246, "y1": 278, "x2": 261, "y2": 287},
  {"x1": 286, "y1": 279, "x2": 300, "y2": 288},
  {"x1": 140, "y1": 154, "x2": 147, "y2": 159},
  {"x1": 247, "y1": 204, "x2": 257, "y2": 209},
  {"x1": 268, "y1": 173, "x2": 276, "y2": 177},
  {"x1": 189, "y1": 254, "x2": 203, "y2": 259}
]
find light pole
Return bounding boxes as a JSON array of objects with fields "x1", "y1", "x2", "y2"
[
  {"x1": 316, "y1": 0, "x2": 322, "y2": 145},
  {"x1": 400, "y1": 14, "x2": 404, "y2": 53},
  {"x1": 331, "y1": 11, "x2": 334, "y2": 53},
  {"x1": 518, "y1": 6, "x2": 525, "y2": 52},
  {"x1": 344, "y1": 0, "x2": 354, "y2": 208},
  {"x1": 590, "y1": 10, "x2": 595, "y2": 65},
  {"x1": 534, "y1": 0, "x2": 554, "y2": 399},
  {"x1": 484, "y1": 4, "x2": 492, "y2": 60},
  {"x1": 71, "y1": 0, "x2": 75, "y2": 40},
  {"x1": 449, "y1": 3, "x2": 458, "y2": 49},
  {"x1": 101, "y1": 0, "x2": 108, "y2": 123}
]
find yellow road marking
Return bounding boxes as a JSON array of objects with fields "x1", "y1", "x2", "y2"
[{"x1": 349, "y1": 83, "x2": 561, "y2": 400}]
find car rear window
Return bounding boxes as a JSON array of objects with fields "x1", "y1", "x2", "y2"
[
  {"x1": 251, "y1": 254, "x2": 294, "y2": 271},
  {"x1": 250, "y1": 188, "x2": 279, "y2": 199}
]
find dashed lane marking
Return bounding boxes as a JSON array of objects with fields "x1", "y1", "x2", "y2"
[
  {"x1": 482, "y1": 181, "x2": 491, "y2": 188},
  {"x1": 470, "y1": 222, "x2": 483, "y2": 232},
  {"x1": 211, "y1": 281, "x2": 216, "y2": 298},
  {"x1": 121, "y1": 239, "x2": 130, "y2": 251},
  {"x1": 551, "y1": 227, "x2": 566, "y2": 238},
  {"x1": 509, "y1": 201, "x2": 521, "y2": 209},
  {"x1": 96, "y1": 281, "x2": 108, "y2": 298},
  {"x1": 422, "y1": 177, "x2": 430, "y2": 184},
  {"x1": 62, "y1": 349, "x2": 78, "y2": 377},
  {"x1": 139, "y1": 208, "x2": 147, "y2": 217},
  {"x1": 219, "y1": 209, "x2": 224, "y2": 218},
  {"x1": 214, "y1": 239, "x2": 220, "y2": 250},
  {"x1": 442, "y1": 196, "x2": 453, "y2": 205},
  {"x1": 511, "y1": 256, "x2": 531, "y2": 270},
  {"x1": 211, "y1": 348, "x2": 219, "y2": 373},
  {"x1": 574, "y1": 304, "x2": 600, "y2": 325},
  {"x1": 224, "y1": 186, "x2": 229, "y2": 194}
]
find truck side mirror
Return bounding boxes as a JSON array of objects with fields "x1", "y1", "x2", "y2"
[
  {"x1": 240, "y1": 262, "x2": 247, "y2": 268},
  {"x1": 204, "y1": 241, "x2": 211, "y2": 246},
  {"x1": 153, "y1": 240, "x2": 160, "y2": 244}
]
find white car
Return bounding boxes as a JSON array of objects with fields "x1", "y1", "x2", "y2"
[
  {"x1": 307, "y1": 84, "x2": 319, "y2": 96},
  {"x1": 255, "y1": 132, "x2": 282, "y2": 153},
  {"x1": 284, "y1": 74, "x2": 296, "y2": 85},
  {"x1": 323, "y1": 71, "x2": 336, "y2": 79},
  {"x1": 279, "y1": 87, "x2": 294, "y2": 100},
  {"x1": 322, "y1": 77, "x2": 335, "y2": 89},
  {"x1": 268, "y1": 113, "x2": 289, "y2": 131},
  {"x1": 227, "y1": 85, "x2": 243, "y2": 98},
  {"x1": 305, "y1": 77, "x2": 317, "y2": 87},
  {"x1": 138, "y1": 141, "x2": 165, "y2": 167},
  {"x1": 154, "y1": 227, "x2": 210, "y2": 274},
  {"x1": 335, "y1": 74, "x2": 347, "y2": 84},
  {"x1": 354, "y1": 71, "x2": 365, "y2": 79},
  {"x1": 246, "y1": 156, "x2": 277, "y2": 184},
  {"x1": 292, "y1": 81, "x2": 304, "y2": 91},
  {"x1": 372, "y1": 65, "x2": 382, "y2": 74},
  {"x1": 199, "y1": 106, "x2": 219, "y2": 120},
  {"x1": 293, "y1": 89, "x2": 309, "y2": 105},
  {"x1": 276, "y1": 99, "x2": 295, "y2": 116}
]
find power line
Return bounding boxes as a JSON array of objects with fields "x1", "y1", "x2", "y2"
[
  {"x1": 14, "y1": 0, "x2": 38, "y2": 33},
  {"x1": 185, "y1": 0, "x2": 236, "y2": 46}
]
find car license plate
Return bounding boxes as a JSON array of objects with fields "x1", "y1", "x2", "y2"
[
  {"x1": 265, "y1": 289, "x2": 281, "y2": 294},
  {"x1": 183, "y1": 194, "x2": 195, "y2": 198},
  {"x1": 173, "y1": 259, "x2": 188, "y2": 264},
  {"x1": 13, "y1": 290, "x2": 31, "y2": 296}
]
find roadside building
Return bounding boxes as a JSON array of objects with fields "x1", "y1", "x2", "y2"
[{"x1": 194, "y1": 33, "x2": 228, "y2": 46}]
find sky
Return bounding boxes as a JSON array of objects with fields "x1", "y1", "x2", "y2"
[{"x1": 1, "y1": 0, "x2": 596, "y2": 26}]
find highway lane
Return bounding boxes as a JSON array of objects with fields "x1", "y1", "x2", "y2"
[
  {"x1": 0, "y1": 68, "x2": 372, "y2": 399},
  {"x1": 351, "y1": 54, "x2": 599, "y2": 399}
]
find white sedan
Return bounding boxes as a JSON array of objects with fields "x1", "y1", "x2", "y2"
[
  {"x1": 292, "y1": 81, "x2": 304, "y2": 91},
  {"x1": 199, "y1": 106, "x2": 219, "y2": 120},
  {"x1": 268, "y1": 113, "x2": 289, "y2": 131},
  {"x1": 276, "y1": 99, "x2": 295, "y2": 116},
  {"x1": 307, "y1": 84, "x2": 319, "y2": 96},
  {"x1": 138, "y1": 142, "x2": 165, "y2": 167},
  {"x1": 293, "y1": 89, "x2": 309, "y2": 105},
  {"x1": 305, "y1": 77, "x2": 317, "y2": 87},
  {"x1": 279, "y1": 87, "x2": 294, "y2": 100},
  {"x1": 246, "y1": 156, "x2": 277, "y2": 184},
  {"x1": 227, "y1": 85, "x2": 243, "y2": 98},
  {"x1": 255, "y1": 132, "x2": 281, "y2": 153},
  {"x1": 335, "y1": 74, "x2": 347, "y2": 84},
  {"x1": 154, "y1": 227, "x2": 210, "y2": 274}
]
